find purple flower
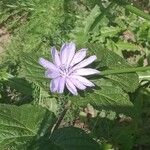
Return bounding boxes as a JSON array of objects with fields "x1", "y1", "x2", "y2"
[{"x1": 39, "y1": 42, "x2": 100, "y2": 95}]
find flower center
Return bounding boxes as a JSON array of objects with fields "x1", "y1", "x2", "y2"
[{"x1": 59, "y1": 64, "x2": 72, "y2": 77}]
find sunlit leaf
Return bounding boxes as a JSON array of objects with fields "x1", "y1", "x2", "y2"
[{"x1": 0, "y1": 104, "x2": 55, "y2": 149}]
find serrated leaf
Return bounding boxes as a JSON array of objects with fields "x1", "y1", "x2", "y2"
[
  {"x1": 38, "y1": 89, "x2": 58, "y2": 115},
  {"x1": 112, "y1": 126, "x2": 134, "y2": 150},
  {"x1": 20, "y1": 53, "x2": 59, "y2": 114},
  {"x1": 70, "y1": 79, "x2": 133, "y2": 115},
  {"x1": 88, "y1": 44, "x2": 139, "y2": 92},
  {"x1": 100, "y1": 26, "x2": 122, "y2": 38},
  {"x1": 50, "y1": 127, "x2": 101, "y2": 150},
  {"x1": 88, "y1": 112, "x2": 134, "y2": 150},
  {"x1": 28, "y1": 135, "x2": 62, "y2": 150},
  {"x1": 30, "y1": 127, "x2": 101, "y2": 150},
  {"x1": 84, "y1": 5, "x2": 101, "y2": 34},
  {"x1": 20, "y1": 52, "x2": 49, "y2": 91},
  {"x1": 0, "y1": 104, "x2": 55, "y2": 149},
  {"x1": 69, "y1": 44, "x2": 138, "y2": 115},
  {"x1": 70, "y1": 5, "x2": 101, "y2": 45},
  {"x1": 89, "y1": 3, "x2": 114, "y2": 32},
  {"x1": 116, "y1": 41, "x2": 142, "y2": 51},
  {"x1": 6, "y1": 77, "x2": 33, "y2": 95}
]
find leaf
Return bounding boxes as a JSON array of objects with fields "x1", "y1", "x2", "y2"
[
  {"x1": 20, "y1": 53, "x2": 59, "y2": 114},
  {"x1": 69, "y1": 5, "x2": 101, "y2": 45},
  {"x1": 50, "y1": 127, "x2": 101, "y2": 150},
  {"x1": 30, "y1": 127, "x2": 101, "y2": 150},
  {"x1": 70, "y1": 79, "x2": 133, "y2": 115},
  {"x1": 6, "y1": 77, "x2": 33, "y2": 95},
  {"x1": 0, "y1": 104, "x2": 56, "y2": 149},
  {"x1": 69, "y1": 44, "x2": 139, "y2": 115},
  {"x1": 100, "y1": 26, "x2": 122, "y2": 38},
  {"x1": 89, "y1": 113, "x2": 135, "y2": 150},
  {"x1": 29, "y1": 135, "x2": 62, "y2": 150},
  {"x1": 116, "y1": 41, "x2": 142, "y2": 51},
  {"x1": 89, "y1": 3, "x2": 115, "y2": 32},
  {"x1": 20, "y1": 52, "x2": 49, "y2": 91},
  {"x1": 112, "y1": 126, "x2": 135, "y2": 150},
  {"x1": 84, "y1": 5, "x2": 101, "y2": 34},
  {"x1": 105, "y1": 74, "x2": 139, "y2": 93},
  {"x1": 88, "y1": 44, "x2": 139, "y2": 92},
  {"x1": 1, "y1": 104, "x2": 99, "y2": 150},
  {"x1": 38, "y1": 89, "x2": 59, "y2": 115}
]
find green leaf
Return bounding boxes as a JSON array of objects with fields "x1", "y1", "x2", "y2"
[
  {"x1": 116, "y1": 41, "x2": 142, "y2": 51},
  {"x1": 70, "y1": 79, "x2": 133, "y2": 115},
  {"x1": 20, "y1": 53, "x2": 59, "y2": 114},
  {"x1": 84, "y1": 5, "x2": 101, "y2": 34},
  {"x1": 50, "y1": 127, "x2": 101, "y2": 150},
  {"x1": 100, "y1": 26, "x2": 122, "y2": 38},
  {"x1": 0, "y1": 104, "x2": 55, "y2": 149},
  {"x1": 20, "y1": 52, "x2": 49, "y2": 91},
  {"x1": 69, "y1": 5, "x2": 101, "y2": 45},
  {"x1": 88, "y1": 112, "x2": 135, "y2": 150},
  {"x1": 28, "y1": 135, "x2": 62, "y2": 150},
  {"x1": 30, "y1": 127, "x2": 101, "y2": 150},
  {"x1": 6, "y1": 77, "x2": 33, "y2": 95},
  {"x1": 69, "y1": 44, "x2": 139, "y2": 115},
  {"x1": 69, "y1": 4, "x2": 103, "y2": 45},
  {"x1": 89, "y1": 44, "x2": 139, "y2": 92},
  {"x1": 112, "y1": 126, "x2": 135, "y2": 150},
  {"x1": 89, "y1": 3, "x2": 115, "y2": 32},
  {"x1": 104, "y1": 74, "x2": 139, "y2": 93},
  {"x1": 37, "y1": 88, "x2": 59, "y2": 115}
]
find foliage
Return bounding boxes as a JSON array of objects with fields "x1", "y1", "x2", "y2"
[{"x1": 0, "y1": 0, "x2": 150, "y2": 149}]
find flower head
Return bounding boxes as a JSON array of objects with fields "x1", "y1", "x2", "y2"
[{"x1": 39, "y1": 42, "x2": 100, "y2": 95}]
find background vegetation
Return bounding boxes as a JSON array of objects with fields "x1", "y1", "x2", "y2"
[{"x1": 0, "y1": 0, "x2": 150, "y2": 149}]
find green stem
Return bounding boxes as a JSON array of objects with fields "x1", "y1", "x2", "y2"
[{"x1": 101, "y1": 67, "x2": 150, "y2": 76}]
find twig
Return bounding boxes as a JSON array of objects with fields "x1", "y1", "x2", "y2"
[{"x1": 51, "y1": 100, "x2": 71, "y2": 134}]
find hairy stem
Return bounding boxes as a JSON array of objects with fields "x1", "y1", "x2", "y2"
[{"x1": 101, "y1": 66, "x2": 150, "y2": 76}]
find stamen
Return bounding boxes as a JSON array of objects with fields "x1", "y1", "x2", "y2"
[{"x1": 59, "y1": 64, "x2": 73, "y2": 77}]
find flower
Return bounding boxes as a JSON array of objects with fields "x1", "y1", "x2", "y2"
[{"x1": 39, "y1": 42, "x2": 100, "y2": 95}]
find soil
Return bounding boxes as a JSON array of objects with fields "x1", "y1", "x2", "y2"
[
  {"x1": 0, "y1": 27, "x2": 10, "y2": 60},
  {"x1": 132, "y1": 0, "x2": 150, "y2": 12}
]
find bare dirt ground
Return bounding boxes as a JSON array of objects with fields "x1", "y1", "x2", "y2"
[
  {"x1": 0, "y1": 27, "x2": 10, "y2": 60},
  {"x1": 132, "y1": 0, "x2": 150, "y2": 12}
]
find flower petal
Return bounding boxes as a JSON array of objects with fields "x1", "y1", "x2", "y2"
[
  {"x1": 73, "y1": 68, "x2": 100, "y2": 76},
  {"x1": 39, "y1": 58, "x2": 57, "y2": 70},
  {"x1": 57, "y1": 77, "x2": 65, "y2": 93},
  {"x1": 69, "y1": 77, "x2": 86, "y2": 90},
  {"x1": 50, "y1": 77, "x2": 60, "y2": 92},
  {"x1": 66, "y1": 78, "x2": 78, "y2": 95},
  {"x1": 70, "y1": 75, "x2": 95, "y2": 87},
  {"x1": 45, "y1": 70, "x2": 60, "y2": 79},
  {"x1": 60, "y1": 42, "x2": 75, "y2": 66},
  {"x1": 51, "y1": 47, "x2": 61, "y2": 66},
  {"x1": 72, "y1": 55, "x2": 97, "y2": 70},
  {"x1": 70, "y1": 49, "x2": 87, "y2": 66}
]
